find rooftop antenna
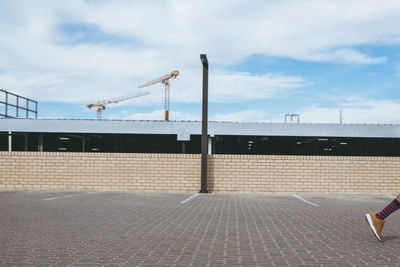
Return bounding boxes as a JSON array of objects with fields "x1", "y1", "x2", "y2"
[{"x1": 285, "y1": 114, "x2": 300, "y2": 123}]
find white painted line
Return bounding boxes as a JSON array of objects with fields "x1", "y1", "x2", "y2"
[
  {"x1": 386, "y1": 194, "x2": 396, "y2": 199},
  {"x1": 87, "y1": 191, "x2": 104, "y2": 195},
  {"x1": 180, "y1": 194, "x2": 199, "y2": 204},
  {"x1": 43, "y1": 191, "x2": 103, "y2": 201},
  {"x1": 292, "y1": 194, "x2": 320, "y2": 207}
]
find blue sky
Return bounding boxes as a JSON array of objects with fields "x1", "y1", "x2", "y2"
[{"x1": 1, "y1": 1, "x2": 400, "y2": 123}]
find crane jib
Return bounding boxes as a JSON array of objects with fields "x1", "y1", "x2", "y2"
[
  {"x1": 136, "y1": 70, "x2": 179, "y2": 121},
  {"x1": 86, "y1": 91, "x2": 150, "y2": 120}
]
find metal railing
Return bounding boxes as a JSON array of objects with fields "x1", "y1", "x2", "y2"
[{"x1": 0, "y1": 89, "x2": 37, "y2": 119}]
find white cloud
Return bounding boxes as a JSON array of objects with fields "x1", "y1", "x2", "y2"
[
  {"x1": 89, "y1": 96, "x2": 400, "y2": 124},
  {"x1": 294, "y1": 98, "x2": 400, "y2": 124},
  {"x1": 209, "y1": 71, "x2": 310, "y2": 103},
  {"x1": 308, "y1": 48, "x2": 387, "y2": 64},
  {"x1": 120, "y1": 109, "x2": 200, "y2": 121},
  {"x1": 73, "y1": 0, "x2": 399, "y2": 64},
  {"x1": 0, "y1": 0, "x2": 400, "y2": 115},
  {"x1": 170, "y1": 70, "x2": 309, "y2": 104}
]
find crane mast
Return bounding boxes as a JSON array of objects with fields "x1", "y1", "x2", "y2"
[
  {"x1": 87, "y1": 91, "x2": 150, "y2": 120},
  {"x1": 138, "y1": 70, "x2": 179, "y2": 121}
]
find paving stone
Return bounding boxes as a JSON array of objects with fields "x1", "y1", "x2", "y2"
[{"x1": 0, "y1": 191, "x2": 399, "y2": 266}]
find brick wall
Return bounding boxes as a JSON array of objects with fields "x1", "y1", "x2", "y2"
[
  {"x1": 1, "y1": 152, "x2": 400, "y2": 192},
  {"x1": 0, "y1": 152, "x2": 200, "y2": 192},
  {"x1": 209, "y1": 155, "x2": 400, "y2": 192}
]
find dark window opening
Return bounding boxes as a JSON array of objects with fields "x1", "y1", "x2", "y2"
[
  {"x1": 30, "y1": 133, "x2": 202, "y2": 154},
  {"x1": 0, "y1": 132, "x2": 8, "y2": 151},
  {"x1": 43, "y1": 133, "x2": 83, "y2": 152},
  {"x1": 83, "y1": 134, "x2": 201, "y2": 154},
  {"x1": 5, "y1": 132, "x2": 400, "y2": 156},
  {"x1": 214, "y1": 135, "x2": 400, "y2": 156},
  {"x1": 11, "y1": 132, "x2": 39, "y2": 151}
]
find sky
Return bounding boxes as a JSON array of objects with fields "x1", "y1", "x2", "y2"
[{"x1": 1, "y1": 0, "x2": 400, "y2": 123}]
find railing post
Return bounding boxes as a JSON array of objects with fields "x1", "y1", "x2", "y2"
[{"x1": 8, "y1": 131, "x2": 12, "y2": 152}]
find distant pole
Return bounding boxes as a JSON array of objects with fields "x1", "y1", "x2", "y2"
[
  {"x1": 340, "y1": 110, "x2": 343, "y2": 124},
  {"x1": 8, "y1": 131, "x2": 12, "y2": 152},
  {"x1": 200, "y1": 54, "x2": 209, "y2": 193}
]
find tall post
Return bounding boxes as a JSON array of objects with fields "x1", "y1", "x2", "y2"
[{"x1": 200, "y1": 54, "x2": 209, "y2": 193}]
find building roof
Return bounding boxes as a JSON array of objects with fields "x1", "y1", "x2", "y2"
[{"x1": 1, "y1": 118, "x2": 400, "y2": 140}]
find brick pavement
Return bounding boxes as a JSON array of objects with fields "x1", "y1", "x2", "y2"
[{"x1": 1, "y1": 191, "x2": 400, "y2": 266}]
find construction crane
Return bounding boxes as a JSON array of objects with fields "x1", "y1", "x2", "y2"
[
  {"x1": 87, "y1": 91, "x2": 150, "y2": 120},
  {"x1": 138, "y1": 70, "x2": 179, "y2": 121}
]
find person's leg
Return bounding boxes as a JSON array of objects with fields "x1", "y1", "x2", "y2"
[
  {"x1": 376, "y1": 194, "x2": 400, "y2": 220},
  {"x1": 365, "y1": 194, "x2": 400, "y2": 242}
]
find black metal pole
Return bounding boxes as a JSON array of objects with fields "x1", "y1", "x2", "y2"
[{"x1": 200, "y1": 54, "x2": 209, "y2": 193}]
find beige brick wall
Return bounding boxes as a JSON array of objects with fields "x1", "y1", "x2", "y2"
[
  {"x1": 0, "y1": 152, "x2": 201, "y2": 192},
  {"x1": 208, "y1": 155, "x2": 400, "y2": 192},
  {"x1": 1, "y1": 152, "x2": 399, "y2": 192}
]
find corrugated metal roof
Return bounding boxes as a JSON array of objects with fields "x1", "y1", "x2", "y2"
[{"x1": 1, "y1": 118, "x2": 400, "y2": 140}]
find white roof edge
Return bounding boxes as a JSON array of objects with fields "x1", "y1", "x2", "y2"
[
  {"x1": 1, "y1": 118, "x2": 400, "y2": 138},
  {"x1": 5, "y1": 117, "x2": 400, "y2": 126}
]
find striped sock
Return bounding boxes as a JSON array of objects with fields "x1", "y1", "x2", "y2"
[{"x1": 376, "y1": 199, "x2": 400, "y2": 220}]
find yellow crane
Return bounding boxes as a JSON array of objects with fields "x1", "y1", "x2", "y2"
[
  {"x1": 138, "y1": 70, "x2": 179, "y2": 121},
  {"x1": 87, "y1": 91, "x2": 150, "y2": 120}
]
